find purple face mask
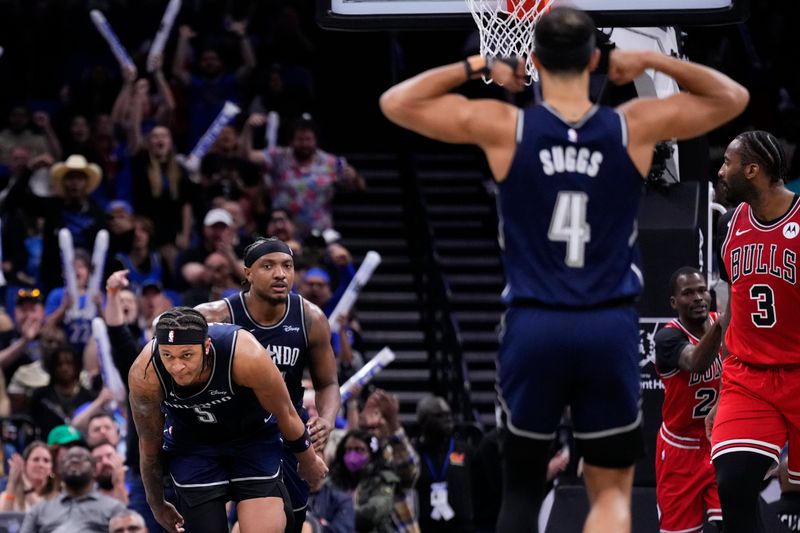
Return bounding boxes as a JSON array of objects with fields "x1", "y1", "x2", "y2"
[{"x1": 343, "y1": 450, "x2": 370, "y2": 473}]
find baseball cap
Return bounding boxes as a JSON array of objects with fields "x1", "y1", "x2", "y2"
[
  {"x1": 47, "y1": 424, "x2": 85, "y2": 446},
  {"x1": 203, "y1": 208, "x2": 233, "y2": 227},
  {"x1": 105, "y1": 199, "x2": 133, "y2": 215},
  {"x1": 15, "y1": 288, "x2": 43, "y2": 305}
]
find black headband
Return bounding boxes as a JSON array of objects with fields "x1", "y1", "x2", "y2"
[
  {"x1": 534, "y1": 34, "x2": 596, "y2": 71},
  {"x1": 156, "y1": 328, "x2": 207, "y2": 345},
  {"x1": 244, "y1": 239, "x2": 293, "y2": 267}
]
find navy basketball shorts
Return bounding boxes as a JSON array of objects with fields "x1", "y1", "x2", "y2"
[
  {"x1": 163, "y1": 424, "x2": 284, "y2": 507},
  {"x1": 497, "y1": 305, "x2": 643, "y2": 467}
]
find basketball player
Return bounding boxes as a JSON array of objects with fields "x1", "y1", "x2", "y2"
[
  {"x1": 128, "y1": 307, "x2": 328, "y2": 533},
  {"x1": 654, "y1": 267, "x2": 723, "y2": 532},
  {"x1": 195, "y1": 237, "x2": 339, "y2": 532},
  {"x1": 380, "y1": 7, "x2": 748, "y2": 532},
  {"x1": 713, "y1": 130, "x2": 799, "y2": 533}
]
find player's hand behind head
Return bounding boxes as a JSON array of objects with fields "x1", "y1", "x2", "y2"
[
  {"x1": 490, "y1": 57, "x2": 527, "y2": 93},
  {"x1": 607, "y1": 49, "x2": 650, "y2": 86}
]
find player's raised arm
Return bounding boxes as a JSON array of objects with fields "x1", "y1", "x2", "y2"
[
  {"x1": 302, "y1": 300, "x2": 340, "y2": 453},
  {"x1": 615, "y1": 49, "x2": 749, "y2": 174},
  {"x1": 128, "y1": 345, "x2": 185, "y2": 533},
  {"x1": 380, "y1": 58, "x2": 523, "y2": 177},
  {"x1": 231, "y1": 330, "x2": 328, "y2": 484}
]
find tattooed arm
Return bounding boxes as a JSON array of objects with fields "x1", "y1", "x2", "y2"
[{"x1": 128, "y1": 345, "x2": 185, "y2": 533}]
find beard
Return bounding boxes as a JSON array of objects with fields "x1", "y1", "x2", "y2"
[
  {"x1": 724, "y1": 168, "x2": 755, "y2": 205},
  {"x1": 63, "y1": 471, "x2": 93, "y2": 490},
  {"x1": 95, "y1": 471, "x2": 114, "y2": 490}
]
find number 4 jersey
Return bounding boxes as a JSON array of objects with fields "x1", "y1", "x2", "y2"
[
  {"x1": 498, "y1": 104, "x2": 644, "y2": 307},
  {"x1": 720, "y1": 197, "x2": 800, "y2": 365}
]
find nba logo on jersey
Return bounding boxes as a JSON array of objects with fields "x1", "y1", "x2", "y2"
[
  {"x1": 784, "y1": 222, "x2": 799, "y2": 239},
  {"x1": 168, "y1": 330, "x2": 174, "y2": 343},
  {"x1": 567, "y1": 128, "x2": 578, "y2": 143}
]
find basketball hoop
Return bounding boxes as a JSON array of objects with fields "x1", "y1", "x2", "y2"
[{"x1": 466, "y1": 0, "x2": 555, "y2": 83}]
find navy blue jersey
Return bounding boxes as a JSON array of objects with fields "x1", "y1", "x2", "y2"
[
  {"x1": 152, "y1": 323, "x2": 273, "y2": 445},
  {"x1": 225, "y1": 292, "x2": 309, "y2": 410},
  {"x1": 498, "y1": 103, "x2": 644, "y2": 307}
]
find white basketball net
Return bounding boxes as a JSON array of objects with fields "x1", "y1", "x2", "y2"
[{"x1": 466, "y1": 0, "x2": 555, "y2": 82}]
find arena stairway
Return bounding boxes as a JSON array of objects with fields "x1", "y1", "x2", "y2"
[
  {"x1": 333, "y1": 153, "x2": 430, "y2": 426},
  {"x1": 333, "y1": 151, "x2": 504, "y2": 429},
  {"x1": 415, "y1": 153, "x2": 505, "y2": 429}
]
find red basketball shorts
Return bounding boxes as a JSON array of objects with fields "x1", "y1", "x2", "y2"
[
  {"x1": 712, "y1": 356, "x2": 800, "y2": 484},
  {"x1": 656, "y1": 425, "x2": 722, "y2": 532}
]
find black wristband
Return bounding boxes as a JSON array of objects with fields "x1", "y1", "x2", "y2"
[
  {"x1": 464, "y1": 58, "x2": 491, "y2": 81},
  {"x1": 285, "y1": 428, "x2": 311, "y2": 454}
]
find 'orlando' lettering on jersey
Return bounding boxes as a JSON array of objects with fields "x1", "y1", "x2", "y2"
[
  {"x1": 498, "y1": 103, "x2": 644, "y2": 307},
  {"x1": 225, "y1": 292, "x2": 309, "y2": 410},
  {"x1": 152, "y1": 323, "x2": 275, "y2": 445}
]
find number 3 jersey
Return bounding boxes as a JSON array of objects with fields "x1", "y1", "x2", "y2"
[
  {"x1": 654, "y1": 313, "x2": 722, "y2": 440},
  {"x1": 720, "y1": 197, "x2": 800, "y2": 366},
  {"x1": 152, "y1": 322, "x2": 276, "y2": 446},
  {"x1": 498, "y1": 104, "x2": 644, "y2": 307}
]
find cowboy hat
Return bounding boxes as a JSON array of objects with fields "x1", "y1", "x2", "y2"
[{"x1": 50, "y1": 154, "x2": 102, "y2": 195}]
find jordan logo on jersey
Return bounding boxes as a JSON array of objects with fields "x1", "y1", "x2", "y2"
[{"x1": 730, "y1": 243, "x2": 796, "y2": 284}]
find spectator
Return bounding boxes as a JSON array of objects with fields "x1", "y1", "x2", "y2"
[
  {"x1": 20, "y1": 445, "x2": 125, "y2": 533},
  {"x1": 27, "y1": 343, "x2": 99, "y2": 438},
  {"x1": 111, "y1": 59, "x2": 174, "y2": 135},
  {"x1": 328, "y1": 429, "x2": 399, "y2": 533},
  {"x1": 105, "y1": 200, "x2": 135, "y2": 259},
  {"x1": 108, "y1": 509, "x2": 147, "y2": 533},
  {"x1": 45, "y1": 424, "x2": 86, "y2": 469},
  {"x1": 127, "y1": 124, "x2": 194, "y2": 273},
  {"x1": 172, "y1": 22, "x2": 256, "y2": 146},
  {"x1": 0, "y1": 441, "x2": 58, "y2": 512},
  {"x1": 43, "y1": 248, "x2": 100, "y2": 356},
  {"x1": 107, "y1": 215, "x2": 170, "y2": 294},
  {"x1": 0, "y1": 107, "x2": 61, "y2": 166},
  {"x1": 85, "y1": 413, "x2": 121, "y2": 450},
  {"x1": 243, "y1": 115, "x2": 365, "y2": 238},
  {"x1": 39, "y1": 155, "x2": 106, "y2": 293},
  {"x1": 136, "y1": 282, "x2": 172, "y2": 341},
  {"x1": 177, "y1": 207, "x2": 243, "y2": 286},
  {"x1": 90, "y1": 440, "x2": 128, "y2": 505},
  {"x1": 413, "y1": 396, "x2": 474, "y2": 533},
  {"x1": 359, "y1": 390, "x2": 420, "y2": 533},
  {"x1": 180, "y1": 251, "x2": 239, "y2": 307},
  {"x1": 307, "y1": 474, "x2": 355, "y2": 533},
  {"x1": 0, "y1": 288, "x2": 45, "y2": 388}
]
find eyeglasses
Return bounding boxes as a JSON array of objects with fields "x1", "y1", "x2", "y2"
[{"x1": 17, "y1": 288, "x2": 41, "y2": 299}]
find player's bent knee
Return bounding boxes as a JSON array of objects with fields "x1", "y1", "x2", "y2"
[{"x1": 577, "y1": 426, "x2": 644, "y2": 469}]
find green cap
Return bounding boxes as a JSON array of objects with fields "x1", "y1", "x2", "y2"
[{"x1": 47, "y1": 425, "x2": 84, "y2": 446}]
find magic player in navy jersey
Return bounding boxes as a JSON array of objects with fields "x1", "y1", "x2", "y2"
[
  {"x1": 381, "y1": 6, "x2": 748, "y2": 532},
  {"x1": 195, "y1": 237, "x2": 339, "y2": 532},
  {"x1": 128, "y1": 307, "x2": 328, "y2": 533}
]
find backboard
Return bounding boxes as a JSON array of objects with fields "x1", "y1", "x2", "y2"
[{"x1": 318, "y1": 0, "x2": 749, "y2": 30}]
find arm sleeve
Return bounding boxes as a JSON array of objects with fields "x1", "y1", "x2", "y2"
[
  {"x1": 654, "y1": 327, "x2": 689, "y2": 373},
  {"x1": 107, "y1": 325, "x2": 140, "y2": 383}
]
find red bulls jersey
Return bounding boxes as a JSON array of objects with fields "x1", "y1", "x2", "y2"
[
  {"x1": 721, "y1": 199, "x2": 800, "y2": 366},
  {"x1": 656, "y1": 312, "x2": 722, "y2": 440}
]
